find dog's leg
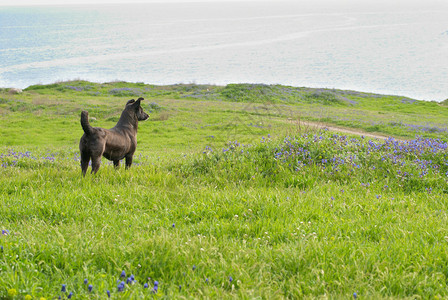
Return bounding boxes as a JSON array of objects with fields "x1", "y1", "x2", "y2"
[
  {"x1": 113, "y1": 160, "x2": 120, "y2": 169},
  {"x1": 125, "y1": 154, "x2": 133, "y2": 169},
  {"x1": 91, "y1": 156, "x2": 102, "y2": 174},
  {"x1": 80, "y1": 152, "x2": 90, "y2": 177}
]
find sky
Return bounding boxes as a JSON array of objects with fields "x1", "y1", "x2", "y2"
[
  {"x1": 0, "y1": 0, "x2": 276, "y2": 5},
  {"x1": 0, "y1": 0, "x2": 446, "y2": 8}
]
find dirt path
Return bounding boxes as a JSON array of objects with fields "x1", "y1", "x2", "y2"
[{"x1": 290, "y1": 120, "x2": 395, "y2": 140}]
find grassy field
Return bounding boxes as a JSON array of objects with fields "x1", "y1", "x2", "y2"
[{"x1": 1, "y1": 81, "x2": 448, "y2": 299}]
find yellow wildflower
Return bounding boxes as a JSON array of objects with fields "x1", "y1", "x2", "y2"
[{"x1": 7, "y1": 288, "x2": 18, "y2": 297}]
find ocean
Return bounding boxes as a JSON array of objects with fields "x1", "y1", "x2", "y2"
[{"x1": 0, "y1": 1, "x2": 447, "y2": 101}]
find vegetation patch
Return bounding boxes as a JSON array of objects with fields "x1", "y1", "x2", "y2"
[{"x1": 1, "y1": 81, "x2": 448, "y2": 299}]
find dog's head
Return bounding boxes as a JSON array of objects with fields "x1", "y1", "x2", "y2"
[{"x1": 126, "y1": 97, "x2": 149, "y2": 121}]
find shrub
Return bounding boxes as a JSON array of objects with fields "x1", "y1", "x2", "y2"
[
  {"x1": 147, "y1": 102, "x2": 163, "y2": 112},
  {"x1": 151, "y1": 111, "x2": 170, "y2": 121},
  {"x1": 109, "y1": 88, "x2": 143, "y2": 97},
  {"x1": 178, "y1": 131, "x2": 448, "y2": 192}
]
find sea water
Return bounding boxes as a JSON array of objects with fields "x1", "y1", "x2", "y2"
[{"x1": 0, "y1": 1, "x2": 447, "y2": 100}]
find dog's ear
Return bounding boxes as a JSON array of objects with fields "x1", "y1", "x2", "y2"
[
  {"x1": 126, "y1": 99, "x2": 135, "y2": 106},
  {"x1": 133, "y1": 97, "x2": 144, "y2": 107}
]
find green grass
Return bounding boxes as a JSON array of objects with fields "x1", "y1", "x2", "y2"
[{"x1": 1, "y1": 81, "x2": 448, "y2": 299}]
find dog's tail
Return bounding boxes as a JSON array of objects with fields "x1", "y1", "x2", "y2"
[{"x1": 81, "y1": 111, "x2": 94, "y2": 135}]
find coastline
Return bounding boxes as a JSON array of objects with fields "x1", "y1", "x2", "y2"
[
  {"x1": 1, "y1": 3, "x2": 447, "y2": 102},
  {"x1": 1, "y1": 80, "x2": 445, "y2": 103}
]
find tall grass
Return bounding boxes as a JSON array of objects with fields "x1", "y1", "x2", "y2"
[
  {"x1": 2, "y1": 130, "x2": 448, "y2": 299},
  {"x1": 1, "y1": 81, "x2": 448, "y2": 298}
]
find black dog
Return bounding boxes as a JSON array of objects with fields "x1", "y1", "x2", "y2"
[{"x1": 79, "y1": 97, "x2": 149, "y2": 176}]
